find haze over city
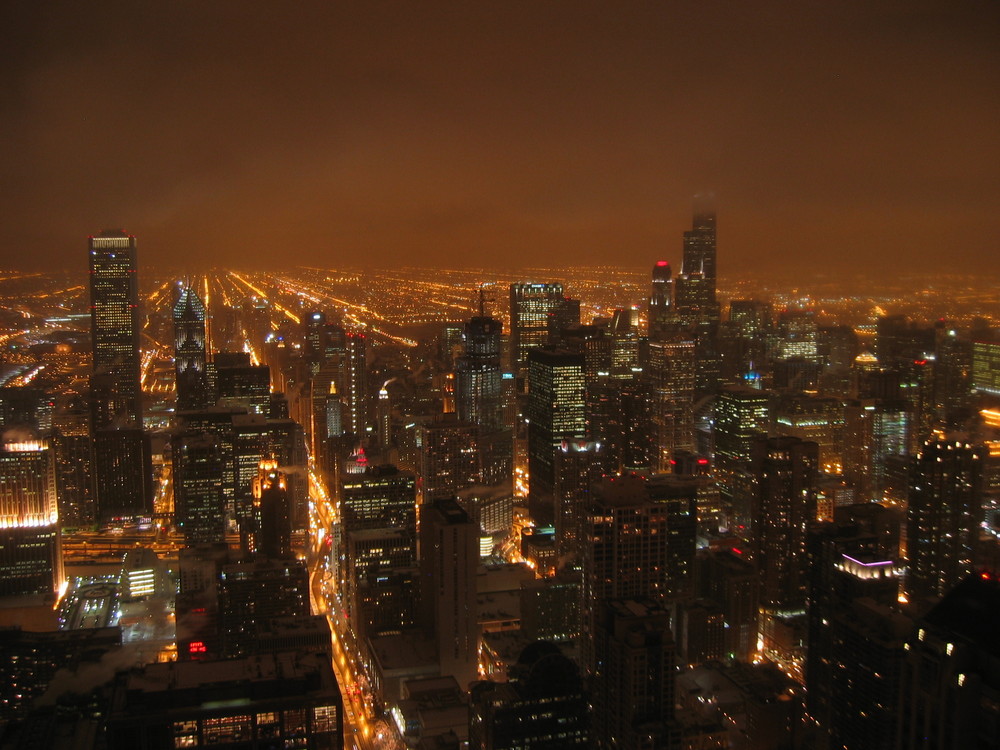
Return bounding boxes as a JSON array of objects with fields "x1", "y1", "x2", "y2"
[
  {"x1": 1, "y1": 1, "x2": 998, "y2": 275},
  {"x1": 3, "y1": 4, "x2": 1000, "y2": 750}
]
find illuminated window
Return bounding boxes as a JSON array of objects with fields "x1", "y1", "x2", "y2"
[
  {"x1": 202, "y1": 715, "x2": 251, "y2": 744},
  {"x1": 312, "y1": 705, "x2": 339, "y2": 733}
]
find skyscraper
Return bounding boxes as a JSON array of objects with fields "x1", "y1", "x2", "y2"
[
  {"x1": 592, "y1": 598, "x2": 679, "y2": 749},
  {"x1": 673, "y1": 196, "x2": 719, "y2": 328},
  {"x1": 173, "y1": 284, "x2": 211, "y2": 411},
  {"x1": 526, "y1": 348, "x2": 586, "y2": 526},
  {"x1": 645, "y1": 337, "x2": 696, "y2": 472},
  {"x1": 648, "y1": 260, "x2": 675, "y2": 342},
  {"x1": 419, "y1": 498, "x2": 479, "y2": 690},
  {"x1": 751, "y1": 435, "x2": 819, "y2": 612},
  {"x1": 89, "y1": 230, "x2": 142, "y2": 428},
  {"x1": 582, "y1": 473, "x2": 698, "y2": 659},
  {"x1": 251, "y1": 460, "x2": 292, "y2": 559},
  {"x1": 456, "y1": 313, "x2": 503, "y2": 430},
  {"x1": 89, "y1": 230, "x2": 151, "y2": 522},
  {"x1": 469, "y1": 642, "x2": 590, "y2": 749},
  {"x1": 92, "y1": 426, "x2": 153, "y2": 522},
  {"x1": 906, "y1": 436, "x2": 985, "y2": 606},
  {"x1": 714, "y1": 385, "x2": 771, "y2": 533},
  {"x1": 0, "y1": 441, "x2": 62, "y2": 597},
  {"x1": 417, "y1": 418, "x2": 480, "y2": 502},
  {"x1": 343, "y1": 331, "x2": 368, "y2": 436},
  {"x1": 510, "y1": 283, "x2": 565, "y2": 376},
  {"x1": 172, "y1": 432, "x2": 226, "y2": 545},
  {"x1": 683, "y1": 194, "x2": 717, "y2": 291}
]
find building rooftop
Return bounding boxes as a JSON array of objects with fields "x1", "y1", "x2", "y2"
[
  {"x1": 125, "y1": 651, "x2": 331, "y2": 695},
  {"x1": 922, "y1": 573, "x2": 1000, "y2": 658}
]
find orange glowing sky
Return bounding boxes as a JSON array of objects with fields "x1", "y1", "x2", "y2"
[{"x1": 1, "y1": 2, "x2": 997, "y2": 276}]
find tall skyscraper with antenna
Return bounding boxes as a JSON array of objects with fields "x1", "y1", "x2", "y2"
[{"x1": 674, "y1": 194, "x2": 719, "y2": 328}]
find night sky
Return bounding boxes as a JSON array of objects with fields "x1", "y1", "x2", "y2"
[{"x1": 2, "y1": 2, "x2": 998, "y2": 276}]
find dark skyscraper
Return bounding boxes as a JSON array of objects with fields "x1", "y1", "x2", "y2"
[
  {"x1": 648, "y1": 260, "x2": 675, "y2": 342},
  {"x1": 897, "y1": 574, "x2": 1000, "y2": 750},
  {"x1": 343, "y1": 331, "x2": 368, "y2": 436},
  {"x1": 582, "y1": 473, "x2": 698, "y2": 663},
  {"x1": 906, "y1": 436, "x2": 985, "y2": 606},
  {"x1": 251, "y1": 460, "x2": 293, "y2": 559},
  {"x1": 456, "y1": 312, "x2": 503, "y2": 430},
  {"x1": 172, "y1": 432, "x2": 226, "y2": 545},
  {"x1": 752, "y1": 435, "x2": 819, "y2": 612},
  {"x1": 592, "y1": 598, "x2": 679, "y2": 749},
  {"x1": 682, "y1": 194, "x2": 717, "y2": 298},
  {"x1": 419, "y1": 498, "x2": 479, "y2": 690},
  {"x1": 92, "y1": 426, "x2": 153, "y2": 522},
  {"x1": 88, "y1": 230, "x2": 143, "y2": 428},
  {"x1": 173, "y1": 284, "x2": 211, "y2": 411},
  {"x1": 645, "y1": 337, "x2": 696, "y2": 472}
]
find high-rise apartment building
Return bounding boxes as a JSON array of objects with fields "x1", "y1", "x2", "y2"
[
  {"x1": 751, "y1": 436, "x2": 819, "y2": 612},
  {"x1": 173, "y1": 432, "x2": 226, "y2": 545},
  {"x1": 51, "y1": 395, "x2": 93, "y2": 527},
  {"x1": 218, "y1": 557, "x2": 310, "y2": 657},
  {"x1": 88, "y1": 230, "x2": 142, "y2": 428},
  {"x1": 805, "y1": 510, "x2": 906, "y2": 745},
  {"x1": 906, "y1": 437, "x2": 985, "y2": 606},
  {"x1": 582, "y1": 473, "x2": 698, "y2": 653}
]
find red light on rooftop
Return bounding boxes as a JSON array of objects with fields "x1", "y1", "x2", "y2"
[{"x1": 655, "y1": 260, "x2": 668, "y2": 267}]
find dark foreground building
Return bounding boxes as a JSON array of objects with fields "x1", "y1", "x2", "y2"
[
  {"x1": 897, "y1": 573, "x2": 1000, "y2": 749},
  {"x1": 107, "y1": 651, "x2": 344, "y2": 749},
  {"x1": 469, "y1": 641, "x2": 589, "y2": 749}
]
